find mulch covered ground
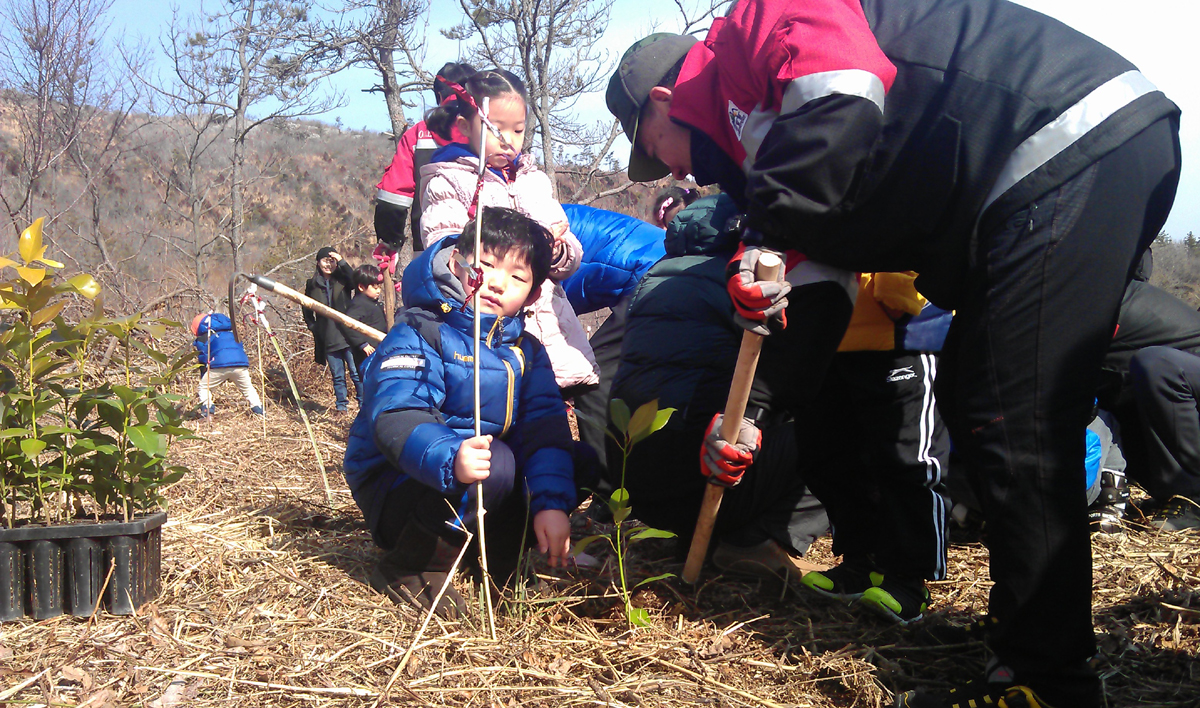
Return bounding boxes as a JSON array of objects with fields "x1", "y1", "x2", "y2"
[{"x1": 1, "y1": 348, "x2": 1197, "y2": 708}]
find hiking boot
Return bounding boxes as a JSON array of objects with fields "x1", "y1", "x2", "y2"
[
  {"x1": 1088, "y1": 469, "x2": 1128, "y2": 533},
  {"x1": 859, "y1": 577, "x2": 931, "y2": 625},
  {"x1": 895, "y1": 682, "x2": 1056, "y2": 708},
  {"x1": 921, "y1": 614, "x2": 999, "y2": 645},
  {"x1": 712, "y1": 538, "x2": 827, "y2": 584},
  {"x1": 251, "y1": 405, "x2": 264, "y2": 416},
  {"x1": 1146, "y1": 495, "x2": 1200, "y2": 532},
  {"x1": 800, "y1": 556, "x2": 882, "y2": 602},
  {"x1": 369, "y1": 521, "x2": 467, "y2": 618}
]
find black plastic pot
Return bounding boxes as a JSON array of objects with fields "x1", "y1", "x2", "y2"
[{"x1": 0, "y1": 512, "x2": 165, "y2": 621}]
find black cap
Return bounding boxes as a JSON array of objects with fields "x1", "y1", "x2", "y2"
[
  {"x1": 316, "y1": 247, "x2": 336, "y2": 262},
  {"x1": 606, "y1": 33, "x2": 697, "y2": 182}
]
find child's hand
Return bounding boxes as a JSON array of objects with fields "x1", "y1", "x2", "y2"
[
  {"x1": 454, "y1": 435, "x2": 492, "y2": 484},
  {"x1": 534, "y1": 509, "x2": 571, "y2": 568},
  {"x1": 362, "y1": 343, "x2": 375, "y2": 356}
]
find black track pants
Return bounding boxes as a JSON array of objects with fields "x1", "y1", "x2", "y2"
[
  {"x1": 936, "y1": 117, "x2": 1180, "y2": 698},
  {"x1": 1129, "y1": 346, "x2": 1200, "y2": 502},
  {"x1": 797, "y1": 350, "x2": 950, "y2": 580}
]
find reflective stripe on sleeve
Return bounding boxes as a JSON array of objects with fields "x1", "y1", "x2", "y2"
[
  {"x1": 376, "y1": 189, "x2": 414, "y2": 207},
  {"x1": 983, "y1": 70, "x2": 1158, "y2": 209}
]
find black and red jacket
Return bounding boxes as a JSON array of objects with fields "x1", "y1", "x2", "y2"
[{"x1": 671, "y1": 0, "x2": 1179, "y2": 308}]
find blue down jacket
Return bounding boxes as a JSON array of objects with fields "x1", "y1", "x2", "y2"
[
  {"x1": 193, "y1": 313, "x2": 248, "y2": 370},
  {"x1": 560, "y1": 204, "x2": 666, "y2": 315},
  {"x1": 343, "y1": 235, "x2": 575, "y2": 519}
]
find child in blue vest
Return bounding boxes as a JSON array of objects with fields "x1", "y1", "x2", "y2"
[
  {"x1": 191, "y1": 312, "x2": 263, "y2": 417},
  {"x1": 343, "y1": 207, "x2": 594, "y2": 617}
]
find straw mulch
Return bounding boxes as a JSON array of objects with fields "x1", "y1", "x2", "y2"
[{"x1": 2, "y1": 360, "x2": 1198, "y2": 707}]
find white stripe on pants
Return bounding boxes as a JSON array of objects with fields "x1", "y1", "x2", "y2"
[{"x1": 198, "y1": 367, "x2": 262, "y2": 408}]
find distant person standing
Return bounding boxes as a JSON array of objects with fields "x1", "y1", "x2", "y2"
[
  {"x1": 374, "y1": 62, "x2": 475, "y2": 251},
  {"x1": 303, "y1": 247, "x2": 361, "y2": 412}
]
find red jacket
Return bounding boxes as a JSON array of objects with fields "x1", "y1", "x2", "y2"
[
  {"x1": 669, "y1": 0, "x2": 1175, "y2": 308},
  {"x1": 376, "y1": 119, "x2": 465, "y2": 209}
]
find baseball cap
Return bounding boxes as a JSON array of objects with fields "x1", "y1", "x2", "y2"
[{"x1": 606, "y1": 33, "x2": 698, "y2": 182}]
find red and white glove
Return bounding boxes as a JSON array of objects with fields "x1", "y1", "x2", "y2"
[
  {"x1": 372, "y1": 243, "x2": 399, "y2": 276},
  {"x1": 699, "y1": 412, "x2": 762, "y2": 487},
  {"x1": 726, "y1": 241, "x2": 791, "y2": 335}
]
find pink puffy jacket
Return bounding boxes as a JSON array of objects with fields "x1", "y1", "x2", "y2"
[{"x1": 420, "y1": 153, "x2": 600, "y2": 390}]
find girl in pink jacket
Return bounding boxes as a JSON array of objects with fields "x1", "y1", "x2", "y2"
[{"x1": 419, "y1": 69, "x2": 600, "y2": 393}]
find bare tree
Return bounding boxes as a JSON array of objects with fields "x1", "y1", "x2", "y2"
[
  {"x1": 136, "y1": 63, "x2": 235, "y2": 290},
  {"x1": 325, "y1": 0, "x2": 430, "y2": 142},
  {"x1": 0, "y1": 0, "x2": 130, "y2": 235},
  {"x1": 447, "y1": 0, "x2": 614, "y2": 199},
  {"x1": 672, "y1": 0, "x2": 733, "y2": 35},
  {"x1": 163, "y1": 0, "x2": 349, "y2": 275}
]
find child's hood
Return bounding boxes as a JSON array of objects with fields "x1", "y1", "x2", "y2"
[{"x1": 399, "y1": 235, "x2": 526, "y2": 344}]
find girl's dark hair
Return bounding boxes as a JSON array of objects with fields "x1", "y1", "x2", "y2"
[
  {"x1": 426, "y1": 69, "x2": 528, "y2": 141},
  {"x1": 352, "y1": 263, "x2": 383, "y2": 289},
  {"x1": 652, "y1": 186, "x2": 699, "y2": 226},
  {"x1": 458, "y1": 206, "x2": 552, "y2": 292},
  {"x1": 432, "y1": 62, "x2": 476, "y2": 104}
]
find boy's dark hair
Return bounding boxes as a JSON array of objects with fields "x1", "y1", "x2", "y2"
[
  {"x1": 432, "y1": 61, "x2": 476, "y2": 105},
  {"x1": 427, "y1": 69, "x2": 528, "y2": 142},
  {"x1": 652, "y1": 186, "x2": 699, "y2": 225},
  {"x1": 458, "y1": 207, "x2": 553, "y2": 292},
  {"x1": 353, "y1": 263, "x2": 383, "y2": 289}
]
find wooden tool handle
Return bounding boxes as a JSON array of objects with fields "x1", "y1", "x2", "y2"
[
  {"x1": 251, "y1": 275, "x2": 387, "y2": 343},
  {"x1": 682, "y1": 251, "x2": 782, "y2": 584}
]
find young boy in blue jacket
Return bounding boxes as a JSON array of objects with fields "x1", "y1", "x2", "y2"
[
  {"x1": 192, "y1": 312, "x2": 264, "y2": 417},
  {"x1": 344, "y1": 207, "x2": 590, "y2": 618}
]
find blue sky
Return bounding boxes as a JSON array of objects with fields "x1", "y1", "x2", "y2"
[{"x1": 111, "y1": 0, "x2": 1197, "y2": 237}]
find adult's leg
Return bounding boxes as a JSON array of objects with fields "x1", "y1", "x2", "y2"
[
  {"x1": 937, "y1": 118, "x2": 1180, "y2": 704},
  {"x1": 1129, "y1": 346, "x2": 1200, "y2": 502},
  {"x1": 340, "y1": 349, "x2": 363, "y2": 403},
  {"x1": 326, "y1": 348, "x2": 349, "y2": 410}
]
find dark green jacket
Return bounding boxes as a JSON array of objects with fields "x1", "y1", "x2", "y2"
[{"x1": 610, "y1": 195, "x2": 744, "y2": 433}]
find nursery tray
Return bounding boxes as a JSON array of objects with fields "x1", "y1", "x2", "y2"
[{"x1": 0, "y1": 512, "x2": 165, "y2": 621}]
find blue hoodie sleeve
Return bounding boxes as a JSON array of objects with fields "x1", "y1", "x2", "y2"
[
  {"x1": 365, "y1": 323, "x2": 464, "y2": 493},
  {"x1": 506, "y1": 338, "x2": 575, "y2": 515}
]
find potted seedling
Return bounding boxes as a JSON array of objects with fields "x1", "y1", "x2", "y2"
[{"x1": 0, "y1": 219, "x2": 195, "y2": 621}]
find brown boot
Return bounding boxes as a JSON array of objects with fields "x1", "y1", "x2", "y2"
[{"x1": 369, "y1": 521, "x2": 467, "y2": 618}]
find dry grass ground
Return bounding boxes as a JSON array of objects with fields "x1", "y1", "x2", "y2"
[{"x1": 1, "y1": 360, "x2": 1198, "y2": 708}]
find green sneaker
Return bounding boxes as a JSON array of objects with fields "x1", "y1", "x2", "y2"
[
  {"x1": 858, "y1": 578, "x2": 930, "y2": 625},
  {"x1": 800, "y1": 557, "x2": 883, "y2": 602}
]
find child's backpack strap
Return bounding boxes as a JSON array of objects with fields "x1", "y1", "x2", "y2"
[{"x1": 394, "y1": 306, "x2": 444, "y2": 357}]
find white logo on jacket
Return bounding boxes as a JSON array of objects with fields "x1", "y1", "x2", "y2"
[
  {"x1": 886, "y1": 366, "x2": 916, "y2": 382},
  {"x1": 381, "y1": 355, "x2": 426, "y2": 371},
  {"x1": 727, "y1": 100, "x2": 748, "y2": 140}
]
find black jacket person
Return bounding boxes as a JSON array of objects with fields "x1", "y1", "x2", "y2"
[{"x1": 607, "y1": 2, "x2": 1181, "y2": 706}]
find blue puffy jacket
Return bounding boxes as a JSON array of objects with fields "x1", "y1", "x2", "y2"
[
  {"x1": 343, "y1": 236, "x2": 576, "y2": 524},
  {"x1": 560, "y1": 204, "x2": 666, "y2": 315},
  {"x1": 193, "y1": 313, "x2": 249, "y2": 370}
]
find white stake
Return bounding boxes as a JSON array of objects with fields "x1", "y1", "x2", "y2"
[{"x1": 473, "y1": 96, "x2": 497, "y2": 640}]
